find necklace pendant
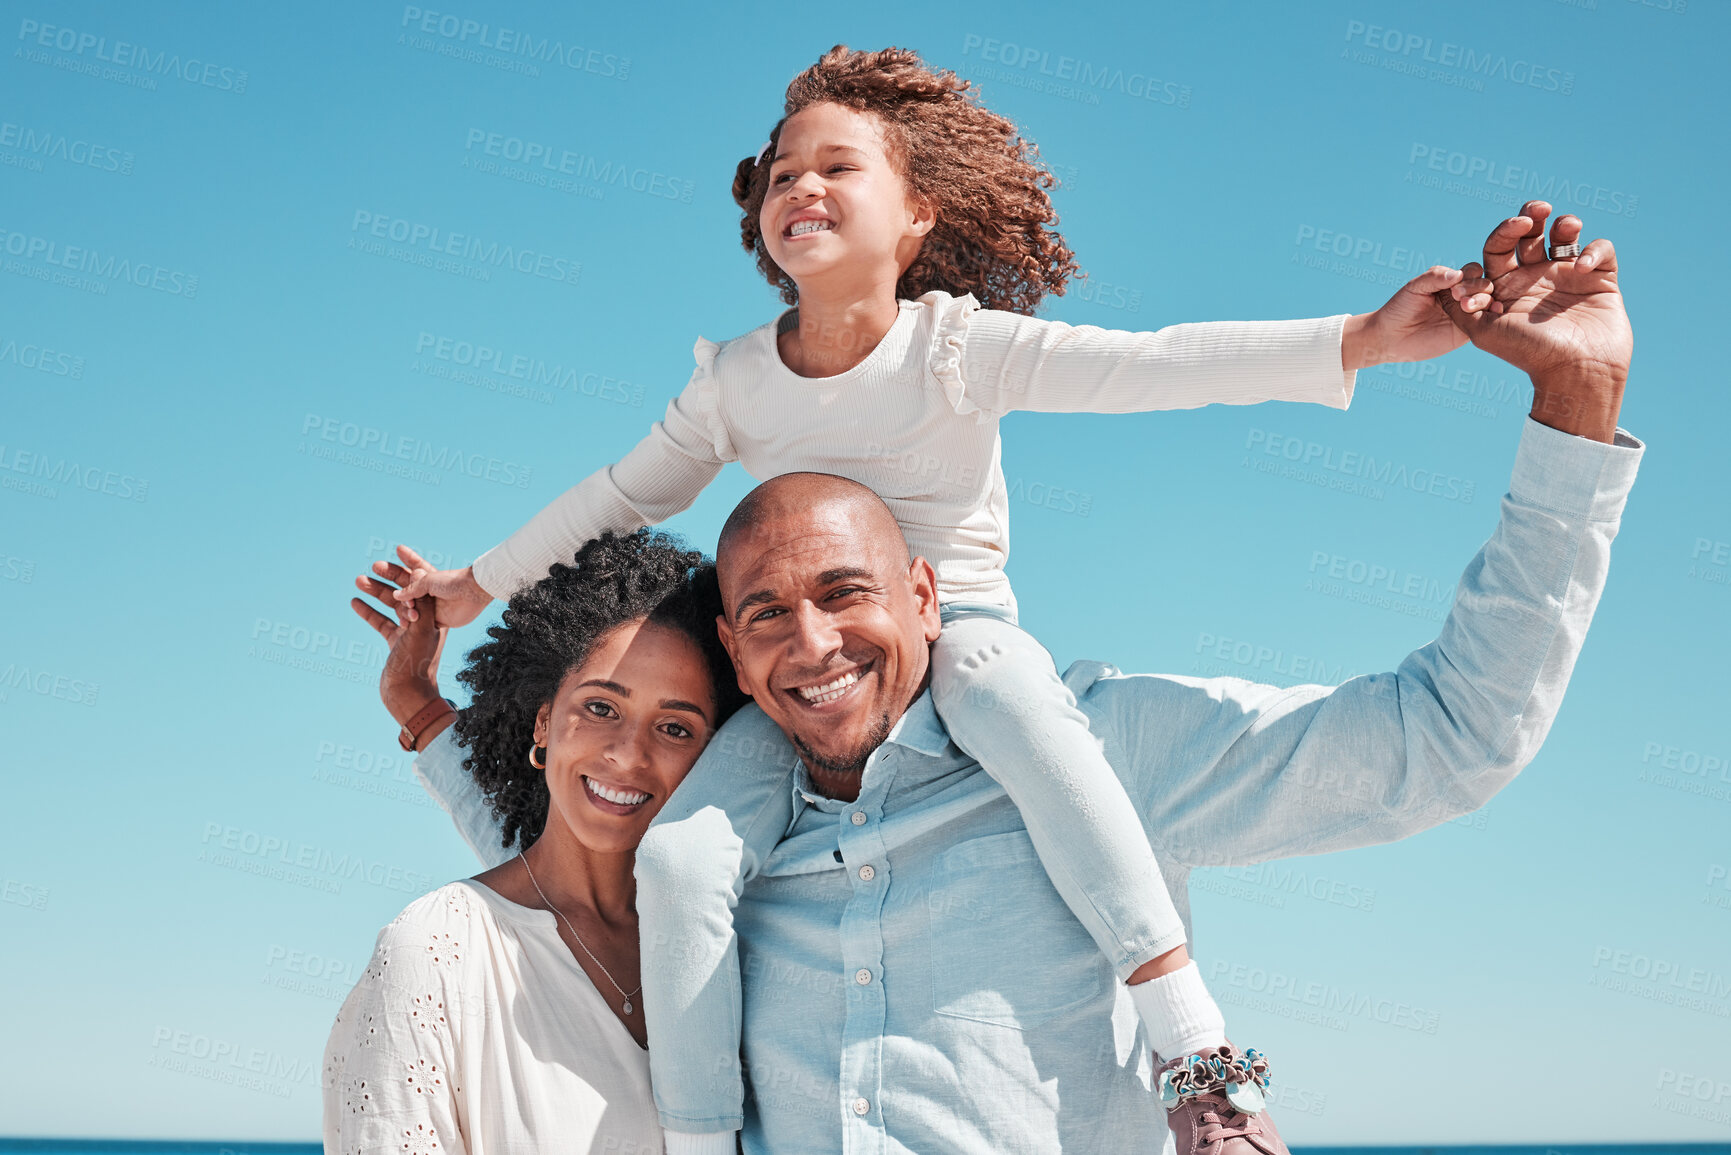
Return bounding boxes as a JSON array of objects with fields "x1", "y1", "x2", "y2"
[{"x1": 622, "y1": 999, "x2": 633, "y2": 1015}]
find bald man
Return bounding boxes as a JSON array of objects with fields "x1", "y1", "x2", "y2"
[{"x1": 416, "y1": 207, "x2": 1643, "y2": 1154}]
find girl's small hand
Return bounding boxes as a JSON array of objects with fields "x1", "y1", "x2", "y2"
[
  {"x1": 388, "y1": 547, "x2": 493, "y2": 628},
  {"x1": 351, "y1": 563, "x2": 449, "y2": 728},
  {"x1": 1342, "y1": 266, "x2": 1469, "y2": 371}
]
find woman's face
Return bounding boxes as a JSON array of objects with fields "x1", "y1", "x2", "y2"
[
  {"x1": 759, "y1": 101, "x2": 933, "y2": 294},
  {"x1": 533, "y1": 618, "x2": 718, "y2": 856}
]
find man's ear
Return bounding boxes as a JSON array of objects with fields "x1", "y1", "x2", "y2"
[
  {"x1": 533, "y1": 701, "x2": 551, "y2": 748},
  {"x1": 716, "y1": 614, "x2": 752, "y2": 698},
  {"x1": 908, "y1": 556, "x2": 942, "y2": 643}
]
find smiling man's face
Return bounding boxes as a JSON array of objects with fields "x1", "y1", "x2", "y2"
[{"x1": 716, "y1": 476, "x2": 941, "y2": 797}]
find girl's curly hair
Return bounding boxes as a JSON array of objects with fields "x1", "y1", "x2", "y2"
[
  {"x1": 451, "y1": 529, "x2": 745, "y2": 852},
  {"x1": 730, "y1": 44, "x2": 1079, "y2": 316}
]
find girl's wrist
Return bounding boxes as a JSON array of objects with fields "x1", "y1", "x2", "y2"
[{"x1": 1340, "y1": 312, "x2": 1380, "y2": 373}]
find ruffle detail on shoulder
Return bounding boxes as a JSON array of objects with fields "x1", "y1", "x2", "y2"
[
  {"x1": 687, "y1": 335, "x2": 733, "y2": 461},
  {"x1": 920, "y1": 289, "x2": 990, "y2": 424}
]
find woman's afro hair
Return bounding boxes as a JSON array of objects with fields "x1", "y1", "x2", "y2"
[{"x1": 451, "y1": 528, "x2": 745, "y2": 851}]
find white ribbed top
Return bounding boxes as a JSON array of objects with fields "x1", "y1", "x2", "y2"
[{"x1": 473, "y1": 291, "x2": 1355, "y2": 612}]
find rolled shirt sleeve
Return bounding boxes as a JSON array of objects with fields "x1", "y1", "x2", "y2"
[
  {"x1": 1077, "y1": 417, "x2": 1643, "y2": 866},
  {"x1": 413, "y1": 727, "x2": 515, "y2": 870}
]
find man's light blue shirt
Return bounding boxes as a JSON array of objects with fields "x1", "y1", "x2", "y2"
[{"x1": 417, "y1": 417, "x2": 1643, "y2": 1154}]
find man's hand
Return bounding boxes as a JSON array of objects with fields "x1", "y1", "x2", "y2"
[
  {"x1": 1341, "y1": 265, "x2": 1470, "y2": 371},
  {"x1": 353, "y1": 559, "x2": 449, "y2": 728},
  {"x1": 386, "y1": 545, "x2": 493, "y2": 628},
  {"x1": 1437, "y1": 200, "x2": 1632, "y2": 443}
]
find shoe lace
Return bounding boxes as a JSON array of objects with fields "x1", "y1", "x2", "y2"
[{"x1": 1196, "y1": 1104, "x2": 1261, "y2": 1144}]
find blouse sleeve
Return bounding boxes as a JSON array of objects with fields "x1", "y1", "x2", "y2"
[
  {"x1": 924, "y1": 289, "x2": 1357, "y2": 421},
  {"x1": 323, "y1": 895, "x2": 472, "y2": 1155},
  {"x1": 470, "y1": 338, "x2": 735, "y2": 599}
]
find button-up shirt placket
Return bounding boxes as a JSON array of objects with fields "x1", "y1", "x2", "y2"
[{"x1": 821, "y1": 744, "x2": 899, "y2": 1155}]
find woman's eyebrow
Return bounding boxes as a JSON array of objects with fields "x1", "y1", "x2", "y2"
[{"x1": 576, "y1": 679, "x2": 708, "y2": 720}]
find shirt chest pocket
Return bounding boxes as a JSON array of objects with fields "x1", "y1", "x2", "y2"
[{"x1": 926, "y1": 830, "x2": 1111, "y2": 1030}]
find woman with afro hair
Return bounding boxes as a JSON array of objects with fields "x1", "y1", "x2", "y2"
[
  {"x1": 325, "y1": 529, "x2": 744, "y2": 1154},
  {"x1": 389, "y1": 44, "x2": 1486, "y2": 1154}
]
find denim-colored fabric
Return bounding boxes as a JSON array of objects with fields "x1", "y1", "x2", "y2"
[{"x1": 418, "y1": 417, "x2": 1643, "y2": 1155}]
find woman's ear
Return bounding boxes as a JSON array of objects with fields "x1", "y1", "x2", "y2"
[{"x1": 533, "y1": 701, "x2": 551, "y2": 747}]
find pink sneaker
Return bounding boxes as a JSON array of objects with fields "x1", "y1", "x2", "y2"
[{"x1": 1156, "y1": 1043, "x2": 1288, "y2": 1155}]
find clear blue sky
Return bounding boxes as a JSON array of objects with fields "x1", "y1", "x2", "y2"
[{"x1": 2, "y1": 0, "x2": 1726, "y2": 1144}]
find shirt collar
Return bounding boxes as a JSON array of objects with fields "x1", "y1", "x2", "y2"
[{"x1": 790, "y1": 690, "x2": 955, "y2": 806}]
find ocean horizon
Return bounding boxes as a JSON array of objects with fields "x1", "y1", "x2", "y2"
[{"x1": 5, "y1": 1141, "x2": 1731, "y2": 1154}]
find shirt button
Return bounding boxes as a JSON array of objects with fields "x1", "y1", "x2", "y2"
[
  {"x1": 855, "y1": 968, "x2": 872, "y2": 985},
  {"x1": 851, "y1": 810, "x2": 867, "y2": 826},
  {"x1": 852, "y1": 1097, "x2": 870, "y2": 1116},
  {"x1": 857, "y1": 864, "x2": 875, "y2": 882}
]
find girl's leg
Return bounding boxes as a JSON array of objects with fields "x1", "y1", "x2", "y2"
[
  {"x1": 928, "y1": 611, "x2": 1228, "y2": 1061},
  {"x1": 634, "y1": 706, "x2": 800, "y2": 1148}
]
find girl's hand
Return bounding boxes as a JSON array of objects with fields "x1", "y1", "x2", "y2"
[
  {"x1": 1341, "y1": 266, "x2": 1469, "y2": 371},
  {"x1": 352, "y1": 561, "x2": 449, "y2": 728},
  {"x1": 387, "y1": 546, "x2": 493, "y2": 628}
]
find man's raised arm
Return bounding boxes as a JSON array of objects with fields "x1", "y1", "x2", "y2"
[{"x1": 1084, "y1": 203, "x2": 1641, "y2": 866}]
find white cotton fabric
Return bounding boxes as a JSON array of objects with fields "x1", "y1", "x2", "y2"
[
  {"x1": 321, "y1": 879, "x2": 664, "y2": 1155},
  {"x1": 471, "y1": 290, "x2": 1355, "y2": 612}
]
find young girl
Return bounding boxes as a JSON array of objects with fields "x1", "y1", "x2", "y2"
[{"x1": 393, "y1": 44, "x2": 1468, "y2": 1155}]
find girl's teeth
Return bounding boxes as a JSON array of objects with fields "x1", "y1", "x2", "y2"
[
  {"x1": 790, "y1": 220, "x2": 832, "y2": 236},
  {"x1": 587, "y1": 778, "x2": 649, "y2": 806}
]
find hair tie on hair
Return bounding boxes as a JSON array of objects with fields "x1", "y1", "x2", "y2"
[{"x1": 753, "y1": 139, "x2": 773, "y2": 167}]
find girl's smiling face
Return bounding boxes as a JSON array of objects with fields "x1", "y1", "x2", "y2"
[{"x1": 759, "y1": 102, "x2": 934, "y2": 294}]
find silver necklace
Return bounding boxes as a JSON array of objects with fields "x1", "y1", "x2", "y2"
[{"x1": 518, "y1": 851, "x2": 643, "y2": 1015}]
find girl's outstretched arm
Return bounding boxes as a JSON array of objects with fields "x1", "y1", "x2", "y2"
[
  {"x1": 945, "y1": 269, "x2": 1464, "y2": 419},
  {"x1": 396, "y1": 339, "x2": 734, "y2": 625}
]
